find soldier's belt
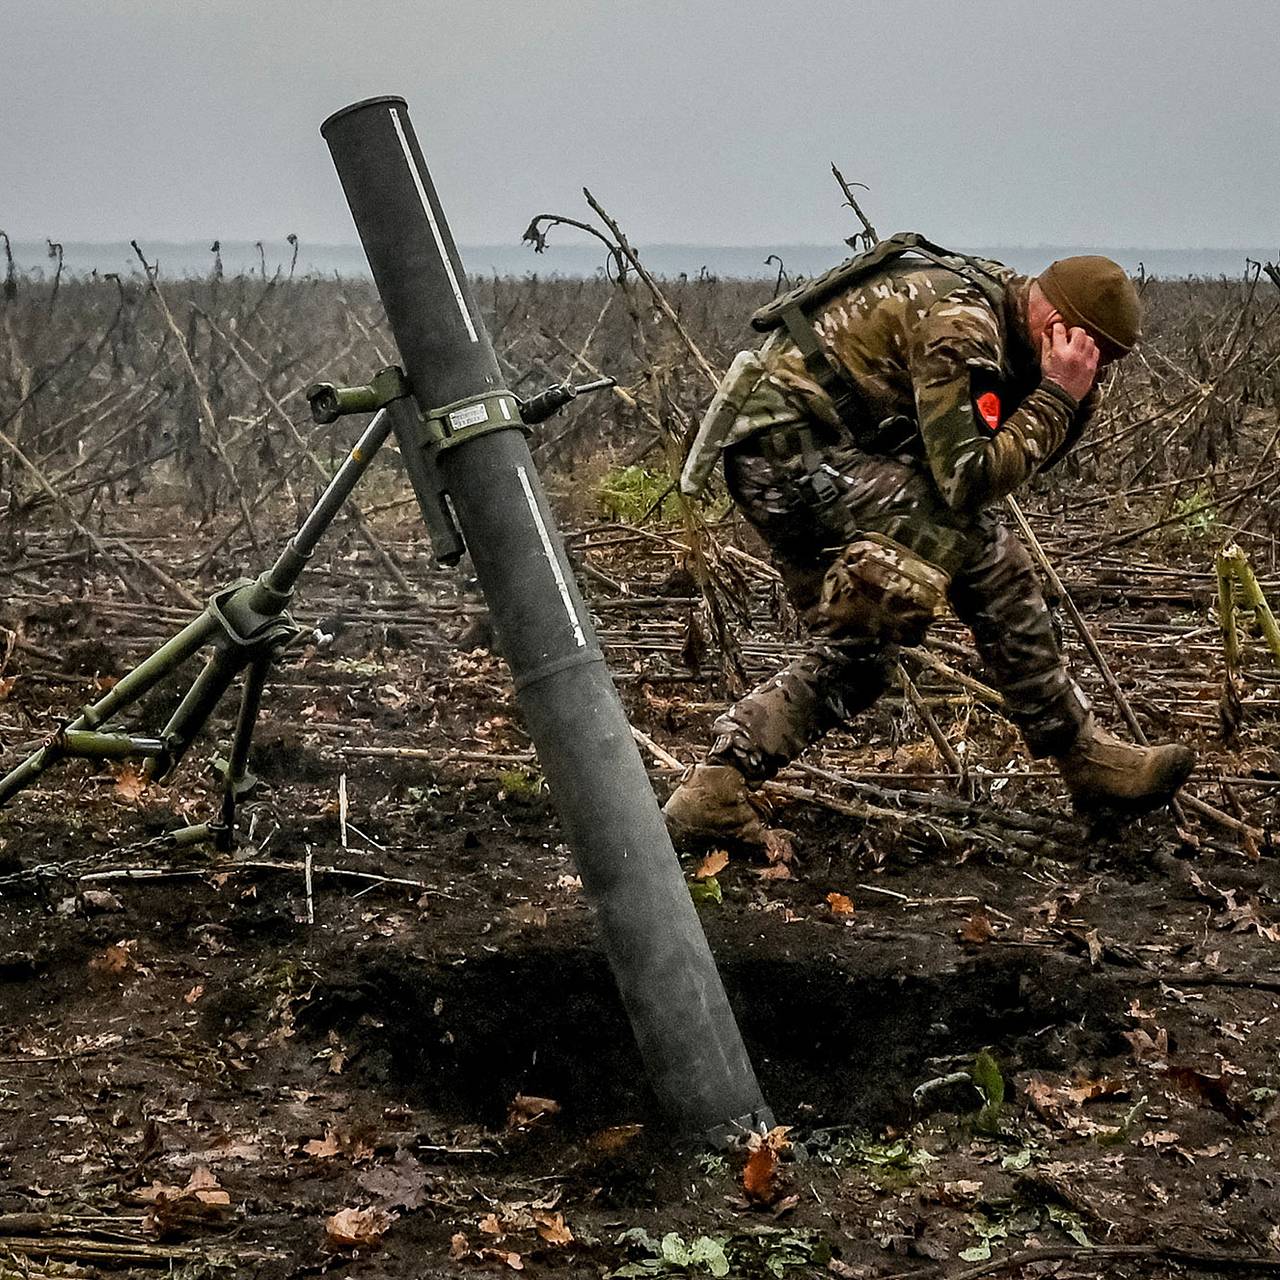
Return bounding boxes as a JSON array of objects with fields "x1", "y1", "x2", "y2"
[
  {"x1": 810, "y1": 461, "x2": 969, "y2": 577},
  {"x1": 874, "y1": 516, "x2": 966, "y2": 578}
]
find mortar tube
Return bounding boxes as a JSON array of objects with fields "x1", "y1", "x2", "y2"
[{"x1": 320, "y1": 96, "x2": 772, "y2": 1143}]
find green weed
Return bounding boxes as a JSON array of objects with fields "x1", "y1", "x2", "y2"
[
  {"x1": 804, "y1": 1129, "x2": 939, "y2": 1187},
  {"x1": 331, "y1": 655, "x2": 387, "y2": 677},
  {"x1": 688, "y1": 876, "x2": 722, "y2": 906},
  {"x1": 1169, "y1": 488, "x2": 1219, "y2": 541},
  {"x1": 608, "y1": 1226, "x2": 829, "y2": 1279},
  {"x1": 497, "y1": 768, "x2": 544, "y2": 805},
  {"x1": 959, "y1": 1201, "x2": 1092, "y2": 1262},
  {"x1": 971, "y1": 1049, "x2": 1006, "y2": 1134},
  {"x1": 598, "y1": 465, "x2": 679, "y2": 523}
]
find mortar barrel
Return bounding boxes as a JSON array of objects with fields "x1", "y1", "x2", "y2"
[{"x1": 320, "y1": 95, "x2": 772, "y2": 1143}]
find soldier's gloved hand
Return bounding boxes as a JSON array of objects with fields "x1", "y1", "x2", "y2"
[{"x1": 1040, "y1": 321, "x2": 1100, "y2": 402}]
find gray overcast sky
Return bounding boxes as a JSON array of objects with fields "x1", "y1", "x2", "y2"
[{"x1": 3, "y1": 0, "x2": 1277, "y2": 248}]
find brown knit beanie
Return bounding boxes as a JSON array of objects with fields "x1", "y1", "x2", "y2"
[{"x1": 1037, "y1": 256, "x2": 1142, "y2": 360}]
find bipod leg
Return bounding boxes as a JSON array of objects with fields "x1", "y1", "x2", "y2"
[
  {"x1": 150, "y1": 642, "x2": 251, "y2": 782},
  {"x1": 212, "y1": 651, "x2": 273, "y2": 851},
  {"x1": 0, "y1": 613, "x2": 218, "y2": 807},
  {"x1": 147, "y1": 410, "x2": 399, "y2": 835}
]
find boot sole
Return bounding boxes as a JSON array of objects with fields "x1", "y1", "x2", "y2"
[{"x1": 663, "y1": 812, "x2": 767, "y2": 855}]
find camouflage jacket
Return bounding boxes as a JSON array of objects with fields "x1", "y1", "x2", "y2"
[{"x1": 756, "y1": 259, "x2": 1099, "y2": 512}]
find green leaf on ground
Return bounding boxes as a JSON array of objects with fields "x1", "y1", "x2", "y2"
[
  {"x1": 972, "y1": 1049, "x2": 1005, "y2": 1133},
  {"x1": 689, "y1": 876, "x2": 722, "y2": 906}
]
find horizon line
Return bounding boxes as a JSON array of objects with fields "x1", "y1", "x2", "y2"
[{"x1": 4, "y1": 236, "x2": 1274, "y2": 255}]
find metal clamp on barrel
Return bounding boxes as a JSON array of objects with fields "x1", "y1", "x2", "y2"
[{"x1": 424, "y1": 390, "x2": 528, "y2": 454}]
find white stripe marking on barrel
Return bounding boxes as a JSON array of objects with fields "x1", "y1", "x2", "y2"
[
  {"x1": 517, "y1": 465, "x2": 586, "y2": 647},
  {"x1": 390, "y1": 107, "x2": 479, "y2": 344}
]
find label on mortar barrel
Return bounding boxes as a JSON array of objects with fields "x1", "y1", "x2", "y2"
[{"x1": 449, "y1": 403, "x2": 490, "y2": 430}]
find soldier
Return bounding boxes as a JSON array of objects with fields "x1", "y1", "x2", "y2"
[{"x1": 664, "y1": 235, "x2": 1195, "y2": 846}]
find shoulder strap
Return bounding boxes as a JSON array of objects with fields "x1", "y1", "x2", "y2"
[
  {"x1": 779, "y1": 301, "x2": 849, "y2": 404},
  {"x1": 904, "y1": 243, "x2": 1007, "y2": 313}
]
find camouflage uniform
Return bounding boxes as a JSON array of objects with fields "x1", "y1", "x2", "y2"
[{"x1": 707, "y1": 260, "x2": 1095, "y2": 784}]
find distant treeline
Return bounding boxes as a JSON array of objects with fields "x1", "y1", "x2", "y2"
[{"x1": 7, "y1": 238, "x2": 1275, "y2": 281}]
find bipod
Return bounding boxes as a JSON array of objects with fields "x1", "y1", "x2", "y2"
[
  {"x1": 0, "y1": 368, "x2": 614, "y2": 851},
  {"x1": 0, "y1": 385, "x2": 408, "y2": 849}
]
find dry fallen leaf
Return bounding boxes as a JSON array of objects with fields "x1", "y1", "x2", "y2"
[
  {"x1": 1123, "y1": 1027, "x2": 1170, "y2": 1063},
  {"x1": 535, "y1": 1211, "x2": 573, "y2": 1246},
  {"x1": 302, "y1": 1132, "x2": 342, "y2": 1160},
  {"x1": 325, "y1": 1206, "x2": 396, "y2": 1250},
  {"x1": 586, "y1": 1123, "x2": 645, "y2": 1157},
  {"x1": 742, "y1": 1142, "x2": 780, "y2": 1205},
  {"x1": 929, "y1": 1179, "x2": 983, "y2": 1207},
  {"x1": 136, "y1": 1164, "x2": 232, "y2": 1232},
  {"x1": 89, "y1": 942, "x2": 137, "y2": 978},
  {"x1": 184, "y1": 1167, "x2": 230, "y2": 1204},
  {"x1": 694, "y1": 849, "x2": 729, "y2": 880},
  {"x1": 113, "y1": 764, "x2": 148, "y2": 804},
  {"x1": 480, "y1": 1248, "x2": 524, "y2": 1271},
  {"x1": 1219, "y1": 895, "x2": 1280, "y2": 942},
  {"x1": 1162, "y1": 1064, "x2": 1252, "y2": 1126},
  {"x1": 1062, "y1": 1076, "x2": 1126, "y2": 1105},
  {"x1": 507, "y1": 1093, "x2": 560, "y2": 1130},
  {"x1": 1023, "y1": 1078, "x2": 1064, "y2": 1118},
  {"x1": 757, "y1": 862, "x2": 793, "y2": 882},
  {"x1": 301, "y1": 1126, "x2": 374, "y2": 1162},
  {"x1": 762, "y1": 828, "x2": 794, "y2": 866},
  {"x1": 826, "y1": 892, "x2": 855, "y2": 917},
  {"x1": 742, "y1": 1125, "x2": 792, "y2": 1206}
]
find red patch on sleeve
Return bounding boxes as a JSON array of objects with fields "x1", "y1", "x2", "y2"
[{"x1": 976, "y1": 391, "x2": 1002, "y2": 431}]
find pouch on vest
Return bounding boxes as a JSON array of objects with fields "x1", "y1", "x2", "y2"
[{"x1": 679, "y1": 349, "x2": 767, "y2": 497}]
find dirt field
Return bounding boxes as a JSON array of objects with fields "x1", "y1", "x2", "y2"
[{"x1": 1, "y1": 264, "x2": 1279, "y2": 1278}]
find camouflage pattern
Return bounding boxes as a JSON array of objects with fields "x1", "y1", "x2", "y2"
[
  {"x1": 723, "y1": 261, "x2": 1097, "y2": 505},
  {"x1": 704, "y1": 300, "x2": 1096, "y2": 784},
  {"x1": 695, "y1": 258, "x2": 1104, "y2": 784}
]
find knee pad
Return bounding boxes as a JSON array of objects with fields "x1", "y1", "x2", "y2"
[{"x1": 817, "y1": 533, "x2": 950, "y2": 644}]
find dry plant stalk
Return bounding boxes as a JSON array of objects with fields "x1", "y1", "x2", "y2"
[{"x1": 1218, "y1": 542, "x2": 1280, "y2": 671}]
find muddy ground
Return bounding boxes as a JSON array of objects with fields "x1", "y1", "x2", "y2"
[{"x1": 1, "y1": 490, "x2": 1279, "y2": 1280}]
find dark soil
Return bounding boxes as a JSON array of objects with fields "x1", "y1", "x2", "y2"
[{"x1": 2, "y1": 500, "x2": 1279, "y2": 1280}]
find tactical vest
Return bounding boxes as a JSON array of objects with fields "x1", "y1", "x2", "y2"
[
  {"x1": 679, "y1": 232, "x2": 1012, "y2": 503},
  {"x1": 749, "y1": 231, "x2": 1009, "y2": 431}
]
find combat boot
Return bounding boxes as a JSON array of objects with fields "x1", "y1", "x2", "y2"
[
  {"x1": 1055, "y1": 715, "x2": 1195, "y2": 814},
  {"x1": 662, "y1": 764, "x2": 767, "y2": 848}
]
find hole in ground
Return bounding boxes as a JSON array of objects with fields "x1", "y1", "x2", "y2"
[{"x1": 301, "y1": 939, "x2": 1126, "y2": 1133}]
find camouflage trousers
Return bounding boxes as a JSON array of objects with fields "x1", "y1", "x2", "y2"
[{"x1": 708, "y1": 433, "x2": 1090, "y2": 784}]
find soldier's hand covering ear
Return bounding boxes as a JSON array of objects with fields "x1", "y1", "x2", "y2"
[{"x1": 1041, "y1": 323, "x2": 1101, "y2": 403}]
